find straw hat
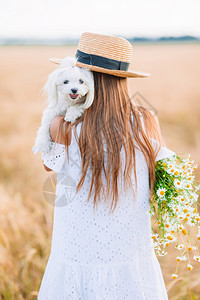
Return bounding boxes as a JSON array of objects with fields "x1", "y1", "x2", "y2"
[{"x1": 50, "y1": 32, "x2": 150, "y2": 78}]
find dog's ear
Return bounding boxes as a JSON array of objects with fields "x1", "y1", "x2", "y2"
[
  {"x1": 60, "y1": 56, "x2": 76, "y2": 68},
  {"x1": 81, "y1": 73, "x2": 94, "y2": 110},
  {"x1": 43, "y1": 69, "x2": 59, "y2": 108}
]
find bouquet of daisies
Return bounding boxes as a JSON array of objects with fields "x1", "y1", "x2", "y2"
[{"x1": 149, "y1": 153, "x2": 200, "y2": 279}]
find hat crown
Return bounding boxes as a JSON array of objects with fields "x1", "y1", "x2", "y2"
[
  {"x1": 49, "y1": 32, "x2": 150, "y2": 78},
  {"x1": 77, "y1": 32, "x2": 132, "y2": 63}
]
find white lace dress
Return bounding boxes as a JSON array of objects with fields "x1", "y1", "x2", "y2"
[{"x1": 32, "y1": 119, "x2": 175, "y2": 300}]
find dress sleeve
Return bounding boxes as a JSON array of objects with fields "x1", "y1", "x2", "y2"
[
  {"x1": 150, "y1": 138, "x2": 176, "y2": 162},
  {"x1": 32, "y1": 142, "x2": 67, "y2": 173}
]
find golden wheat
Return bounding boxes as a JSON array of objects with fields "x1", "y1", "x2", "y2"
[{"x1": 0, "y1": 44, "x2": 200, "y2": 299}]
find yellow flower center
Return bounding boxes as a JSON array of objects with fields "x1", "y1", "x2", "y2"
[{"x1": 182, "y1": 229, "x2": 187, "y2": 235}]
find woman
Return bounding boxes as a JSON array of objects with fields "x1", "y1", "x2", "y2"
[{"x1": 35, "y1": 32, "x2": 175, "y2": 299}]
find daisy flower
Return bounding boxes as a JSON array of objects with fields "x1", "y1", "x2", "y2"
[
  {"x1": 167, "y1": 164, "x2": 176, "y2": 175},
  {"x1": 187, "y1": 219, "x2": 196, "y2": 227},
  {"x1": 166, "y1": 235, "x2": 176, "y2": 242},
  {"x1": 153, "y1": 244, "x2": 161, "y2": 251},
  {"x1": 176, "y1": 255, "x2": 187, "y2": 262},
  {"x1": 174, "y1": 179, "x2": 182, "y2": 189},
  {"x1": 151, "y1": 233, "x2": 158, "y2": 240},
  {"x1": 182, "y1": 181, "x2": 192, "y2": 190},
  {"x1": 158, "y1": 251, "x2": 167, "y2": 256},
  {"x1": 156, "y1": 188, "x2": 166, "y2": 198},
  {"x1": 187, "y1": 264, "x2": 193, "y2": 271},
  {"x1": 171, "y1": 274, "x2": 178, "y2": 279},
  {"x1": 178, "y1": 214, "x2": 184, "y2": 221},
  {"x1": 178, "y1": 225, "x2": 184, "y2": 231},
  {"x1": 189, "y1": 246, "x2": 197, "y2": 251},
  {"x1": 176, "y1": 244, "x2": 184, "y2": 250},
  {"x1": 173, "y1": 169, "x2": 180, "y2": 177},
  {"x1": 193, "y1": 255, "x2": 200, "y2": 262},
  {"x1": 163, "y1": 241, "x2": 170, "y2": 247},
  {"x1": 176, "y1": 256, "x2": 182, "y2": 262}
]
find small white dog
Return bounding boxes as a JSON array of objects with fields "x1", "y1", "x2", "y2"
[{"x1": 33, "y1": 56, "x2": 94, "y2": 154}]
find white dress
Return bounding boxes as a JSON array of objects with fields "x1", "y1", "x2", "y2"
[{"x1": 32, "y1": 116, "x2": 175, "y2": 300}]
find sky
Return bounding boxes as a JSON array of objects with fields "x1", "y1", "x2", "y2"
[{"x1": 0, "y1": 0, "x2": 200, "y2": 39}]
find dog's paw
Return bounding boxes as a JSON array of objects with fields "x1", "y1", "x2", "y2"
[
  {"x1": 64, "y1": 107, "x2": 84, "y2": 123},
  {"x1": 64, "y1": 114, "x2": 75, "y2": 123},
  {"x1": 33, "y1": 141, "x2": 52, "y2": 154}
]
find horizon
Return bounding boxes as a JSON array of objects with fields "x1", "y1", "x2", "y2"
[{"x1": 0, "y1": 34, "x2": 200, "y2": 46}]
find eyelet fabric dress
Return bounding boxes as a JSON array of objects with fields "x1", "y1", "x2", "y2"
[{"x1": 32, "y1": 114, "x2": 176, "y2": 300}]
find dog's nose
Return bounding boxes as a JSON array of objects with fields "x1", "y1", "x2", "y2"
[{"x1": 71, "y1": 88, "x2": 78, "y2": 94}]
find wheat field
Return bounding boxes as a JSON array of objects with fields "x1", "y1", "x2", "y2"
[{"x1": 0, "y1": 43, "x2": 200, "y2": 299}]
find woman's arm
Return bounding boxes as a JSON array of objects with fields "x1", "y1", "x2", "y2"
[{"x1": 43, "y1": 115, "x2": 66, "y2": 171}]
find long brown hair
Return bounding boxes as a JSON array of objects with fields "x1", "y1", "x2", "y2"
[{"x1": 55, "y1": 71, "x2": 165, "y2": 214}]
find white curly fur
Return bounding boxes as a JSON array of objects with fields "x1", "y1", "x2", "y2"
[{"x1": 33, "y1": 56, "x2": 94, "y2": 154}]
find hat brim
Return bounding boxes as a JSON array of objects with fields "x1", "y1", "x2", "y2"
[
  {"x1": 75, "y1": 61, "x2": 151, "y2": 78},
  {"x1": 49, "y1": 58, "x2": 150, "y2": 78}
]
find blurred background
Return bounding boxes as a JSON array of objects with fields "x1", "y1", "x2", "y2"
[{"x1": 0, "y1": 0, "x2": 200, "y2": 299}]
